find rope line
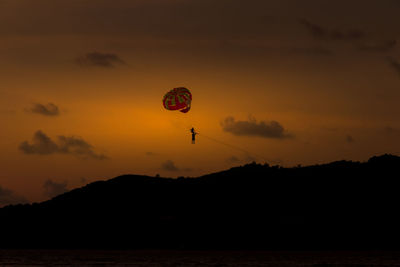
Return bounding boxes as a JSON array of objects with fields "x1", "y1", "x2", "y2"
[{"x1": 196, "y1": 131, "x2": 267, "y2": 163}]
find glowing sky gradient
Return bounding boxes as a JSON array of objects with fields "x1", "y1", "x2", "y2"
[{"x1": 0, "y1": 0, "x2": 399, "y2": 204}]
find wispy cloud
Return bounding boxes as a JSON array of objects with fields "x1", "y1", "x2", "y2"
[
  {"x1": 358, "y1": 40, "x2": 397, "y2": 52},
  {"x1": 299, "y1": 19, "x2": 365, "y2": 41},
  {"x1": 76, "y1": 52, "x2": 126, "y2": 68},
  {"x1": 27, "y1": 103, "x2": 60, "y2": 116}
]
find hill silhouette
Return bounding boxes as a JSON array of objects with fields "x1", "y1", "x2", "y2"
[{"x1": 1, "y1": 154, "x2": 400, "y2": 249}]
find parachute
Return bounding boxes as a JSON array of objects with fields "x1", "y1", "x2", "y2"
[{"x1": 162, "y1": 87, "x2": 192, "y2": 113}]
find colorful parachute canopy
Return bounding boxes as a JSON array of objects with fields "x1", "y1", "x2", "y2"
[{"x1": 162, "y1": 87, "x2": 192, "y2": 113}]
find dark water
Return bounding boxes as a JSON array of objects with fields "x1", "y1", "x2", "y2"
[{"x1": 1, "y1": 250, "x2": 400, "y2": 266}]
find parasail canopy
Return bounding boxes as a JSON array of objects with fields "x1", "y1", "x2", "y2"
[{"x1": 162, "y1": 87, "x2": 192, "y2": 113}]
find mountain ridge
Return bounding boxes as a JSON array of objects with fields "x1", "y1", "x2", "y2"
[{"x1": 0, "y1": 153, "x2": 399, "y2": 249}]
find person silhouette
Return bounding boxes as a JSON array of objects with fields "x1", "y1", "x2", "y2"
[{"x1": 190, "y1": 128, "x2": 197, "y2": 144}]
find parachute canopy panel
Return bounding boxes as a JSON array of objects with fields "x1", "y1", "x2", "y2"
[{"x1": 163, "y1": 87, "x2": 192, "y2": 113}]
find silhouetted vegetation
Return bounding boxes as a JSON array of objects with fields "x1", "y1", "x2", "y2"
[{"x1": 0, "y1": 154, "x2": 399, "y2": 250}]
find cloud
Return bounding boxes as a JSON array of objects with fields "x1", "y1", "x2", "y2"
[
  {"x1": 387, "y1": 57, "x2": 400, "y2": 76},
  {"x1": 358, "y1": 40, "x2": 397, "y2": 52},
  {"x1": 0, "y1": 186, "x2": 27, "y2": 206},
  {"x1": 346, "y1": 135, "x2": 355, "y2": 143},
  {"x1": 76, "y1": 52, "x2": 125, "y2": 68},
  {"x1": 27, "y1": 103, "x2": 60, "y2": 116},
  {"x1": 384, "y1": 126, "x2": 400, "y2": 135},
  {"x1": 43, "y1": 179, "x2": 68, "y2": 198},
  {"x1": 299, "y1": 19, "x2": 365, "y2": 41},
  {"x1": 244, "y1": 154, "x2": 257, "y2": 162},
  {"x1": 161, "y1": 160, "x2": 179, "y2": 172},
  {"x1": 298, "y1": 19, "x2": 326, "y2": 39},
  {"x1": 19, "y1": 130, "x2": 59, "y2": 155},
  {"x1": 227, "y1": 156, "x2": 240, "y2": 163},
  {"x1": 57, "y1": 135, "x2": 108, "y2": 160},
  {"x1": 19, "y1": 130, "x2": 108, "y2": 160},
  {"x1": 221, "y1": 116, "x2": 292, "y2": 139}
]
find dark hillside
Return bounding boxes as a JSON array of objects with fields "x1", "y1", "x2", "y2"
[{"x1": 1, "y1": 154, "x2": 399, "y2": 249}]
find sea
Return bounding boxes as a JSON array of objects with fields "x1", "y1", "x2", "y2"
[{"x1": 1, "y1": 250, "x2": 400, "y2": 266}]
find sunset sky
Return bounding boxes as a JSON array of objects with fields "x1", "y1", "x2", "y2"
[{"x1": 0, "y1": 0, "x2": 399, "y2": 205}]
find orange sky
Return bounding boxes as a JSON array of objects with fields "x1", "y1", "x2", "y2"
[{"x1": 0, "y1": 0, "x2": 399, "y2": 204}]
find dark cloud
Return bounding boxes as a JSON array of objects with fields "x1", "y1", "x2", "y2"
[
  {"x1": 27, "y1": 103, "x2": 60, "y2": 116},
  {"x1": 76, "y1": 52, "x2": 125, "y2": 68},
  {"x1": 299, "y1": 19, "x2": 365, "y2": 41},
  {"x1": 358, "y1": 40, "x2": 397, "y2": 52},
  {"x1": 19, "y1": 130, "x2": 108, "y2": 160},
  {"x1": 57, "y1": 135, "x2": 108, "y2": 160},
  {"x1": 43, "y1": 179, "x2": 68, "y2": 198},
  {"x1": 387, "y1": 57, "x2": 400, "y2": 76},
  {"x1": 19, "y1": 130, "x2": 59, "y2": 155},
  {"x1": 161, "y1": 160, "x2": 179, "y2": 172},
  {"x1": 221, "y1": 116, "x2": 291, "y2": 139},
  {"x1": 346, "y1": 135, "x2": 355, "y2": 143},
  {"x1": 0, "y1": 186, "x2": 27, "y2": 206}
]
